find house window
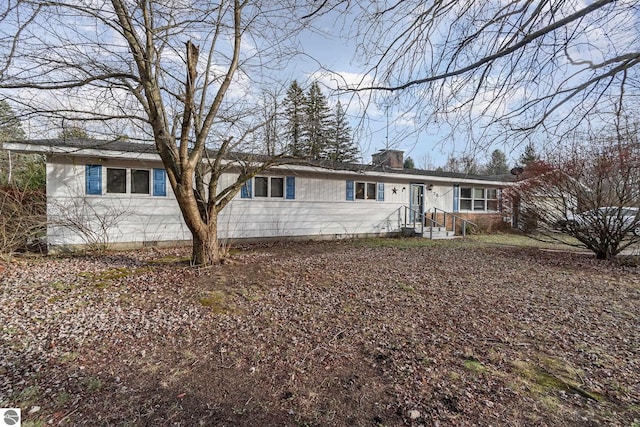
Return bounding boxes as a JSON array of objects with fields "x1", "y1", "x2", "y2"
[
  {"x1": 86, "y1": 165, "x2": 164, "y2": 196},
  {"x1": 459, "y1": 187, "x2": 500, "y2": 211},
  {"x1": 366, "y1": 183, "x2": 376, "y2": 199},
  {"x1": 106, "y1": 168, "x2": 126, "y2": 193},
  {"x1": 271, "y1": 177, "x2": 284, "y2": 197},
  {"x1": 355, "y1": 181, "x2": 377, "y2": 200},
  {"x1": 487, "y1": 188, "x2": 499, "y2": 211},
  {"x1": 131, "y1": 169, "x2": 150, "y2": 194},
  {"x1": 248, "y1": 176, "x2": 290, "y2": 198},
  {"x1": 460, "y1": 187, "x2": 472, "y2": 210},
  {"x1": 255, "y1": 177, "x2": 268, "y2": 197},
  {"x1": 356, "y1": 182, "x2": 365, "y2": 199}
]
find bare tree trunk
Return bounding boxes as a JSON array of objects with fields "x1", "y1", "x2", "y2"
[
  {"x1": 7, "y1": 151, "x2": 12, "y2": 185},
  {"x1": 191, "y1": 216, "x2": 219, "y2": 266}
]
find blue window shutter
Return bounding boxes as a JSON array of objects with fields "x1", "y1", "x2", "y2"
[
  {"x1": 85, "y1": 165, "x2": 102, "y2": 195},
  {"x1": 377, "y1": 182, "x2": 385, "y2": 201},
  {"x1": 286, "y1": 176, "x2": 295, "y2": 199},
  {"x1": 346, "y1": 180, "x2": 354, "y2": 201},
  {"x1": 453, "y1": 185, "x2": 460, "y2": 213},
  {"x1": 241, "y1": 179, "x2": 252, "y2": 198},
  {"x1": 153, "y1": 168, "x2": 167, "y2": 196}
]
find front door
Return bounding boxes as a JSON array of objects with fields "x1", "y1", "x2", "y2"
[{"x1": 409, "y1": 184, "x2": 425, "y2": 223}]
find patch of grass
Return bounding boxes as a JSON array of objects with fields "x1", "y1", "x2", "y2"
[
  {"x1": 83, "y1": 377, "x2": 103, "y2": 392},
  {"x1": 146, "y1": 255, "x2": 191, "y2": 265},
  {"x1": 22, "y1": 420, "x2": 46, "y2": 427},
  {"x1": 466, "y1": 233, "x2": 581, "y2": 250},
  {"x1": 396, "y1": 281, "x2": 415, "y2": 293},
  {"x1": 50, "y1": 281, "x2": 77, "y2": 291},
  {"x1": 463, "y1": 357, "x2": 486, "y2": 373},
  {"x1": 56, "y1": 391, "x2": 71, "y2": 405},
  {"x1": 512, "y1": 359, "x2": 603, "y2": 402},
  {"x1": 199, "y1": 290, "x2": 237, "y2": 314},
  {"x1": 16, "y1": 385, "x2": 40, "y2": 406},
  {"x1": 59, "y1": 352, "x2": 79, "y2": 363},
  {"x1": 352, "y1": 237, "x2": 445, "y2": 249},
  {"x1": 78, "y1": 267, "x2": 150, "y2": 288}
]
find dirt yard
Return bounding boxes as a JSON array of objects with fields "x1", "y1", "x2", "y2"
[{"x1": 1, "y1": 237, "x2": 639, "y2": 426}]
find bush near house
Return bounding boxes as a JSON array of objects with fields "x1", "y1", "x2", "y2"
[{"x1": 0, "y1": 186, "x2": 46, "y2": 256}]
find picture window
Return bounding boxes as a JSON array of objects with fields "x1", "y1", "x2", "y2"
[{"x1": 459, "y1": 187, "x2": 500, "y2": 211}]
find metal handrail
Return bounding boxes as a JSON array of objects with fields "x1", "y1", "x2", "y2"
[
  {"x1": 401, "y1": 205, "x2": 424, "y2": 236},
  {"x1": 432, "y1": 207, "x2": 478, "y2": 237},
  {"x1": 401, "y1": 205, "x2": 444, "y2": 239}
]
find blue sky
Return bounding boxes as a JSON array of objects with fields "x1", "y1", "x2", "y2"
[{"x1": 282, "y1": 14, "x2": 471, "y2": 169}]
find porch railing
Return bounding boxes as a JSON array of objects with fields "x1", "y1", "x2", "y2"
[
  {"x1": 400, "y1": 205, "x2": 445, "y2": 239},
  {"x1": 431, "y1": 207, "x2": 478, "y2": 237}
]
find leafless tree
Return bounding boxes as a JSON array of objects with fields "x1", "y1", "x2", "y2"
[
  {"x1": 344, "y1": 0, "x2": 640, "y2": 148},
  {"x1": 0, "y1": 0, "x2": 318, "y2": 265},
  {"x1": 507, "y1": 126, "x2": 640, "y2": 260}
]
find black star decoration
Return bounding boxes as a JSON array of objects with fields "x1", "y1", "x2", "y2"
[{"x1": 392, "y1": 187, "x2": 398, "y2": 194}]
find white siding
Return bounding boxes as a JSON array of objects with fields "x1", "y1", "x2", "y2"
[
  {"x1": 44, "y1": 156, "x2": 506, "y2": 249},
  {"x1": 46, "y1": 161, "x2": 191, "y2": 247},
  {"x1": 46, "y1": 160, "x2": 414, "y2": 248}
]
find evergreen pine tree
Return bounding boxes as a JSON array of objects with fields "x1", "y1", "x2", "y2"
[
  {"x1": 58, "y1": 125, "x2": 90, "y2": 139},
  {"x1": 0, "y1": 100, "x2": 43, "y2": 188},
  {"x1": 485, "y1": 149, "x2": 509, "y2": 175},
  {"x1": 283, "y1": 81, "x2": 306, "y2": 157},
  {"x1": 403, "y1": 157, "x2": 415, "y2": 169},
  {"x1": 303, "y1": 82, "x2": 331, "y2": 160},
  {"x1": 0, "y1": 100, "x2": 25, "y2": 142},
  {"x1": 324, "y1": 101, "x2": 358, "y2": 162},
  {"x1": 519, "y1": 142, "x2": 539, "y2": 166}
]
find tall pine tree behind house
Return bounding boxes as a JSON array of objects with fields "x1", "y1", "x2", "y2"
[
  {"x1": 485, "y1": 149, "x2": 509, "y2": 175},
  {"x1": 303, "y1": 82, "x2": 331, "y2": 160},
  {"x1": 283, "y1": 81, "x2": 306, "y2": 157},
  {"x1": 519, "y1": 142, "x2": 540, "y2": 166},
  {"x1": 324, "y1": 101, "x2": 358, "y2": 162}
]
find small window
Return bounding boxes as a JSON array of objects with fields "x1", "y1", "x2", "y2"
[
  {"x1": 353, "y1": 181, "x2": 379, "y2": 201},
  {"x1": 460, "y1": 200, "x2": 472, "y2": 210},
  {"x1": 460, "y1": 188, "x2": 472, "y2": 198},
  {"x1": 131, "y1": 169, "x2": 150, "y2": 194},
  {"x1": 107, "y1": 168, "x2": 126, "y2": 193},
  {"x1": 255, "y1": 177, "x2": 268, "y2": 197},
  {"x1": 271, "y1": 178, "x2": 284, "y2": 197},
  {"x1": 474, "y1": 200, "x2": 485, "y2": 210},
  {"x1": 366, "y1": 183, "x2": 376, "y2": 200},
  {"x1": 356, "y1": 182, "x2": 365, "y2": 199}
]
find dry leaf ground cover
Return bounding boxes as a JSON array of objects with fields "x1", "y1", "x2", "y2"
[{"x1": 1, "y1": 236, "x2": 639, "y2": 426}]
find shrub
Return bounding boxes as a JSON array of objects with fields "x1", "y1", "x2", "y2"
[{"x1": 0, "y1": 186, "x2": 46, "y2": 257}]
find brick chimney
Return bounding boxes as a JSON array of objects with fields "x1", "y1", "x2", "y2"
[{"x1": 372, "y1": 149, "x2": 404, "y2": 169}]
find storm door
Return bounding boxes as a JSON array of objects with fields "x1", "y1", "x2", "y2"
[{"x1": 409, "y1": 184, "x2": 425, "y2": 224}]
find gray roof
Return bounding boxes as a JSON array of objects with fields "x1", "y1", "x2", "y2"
[{"x1": 7, "y1": 138, "x2": 512, "y2": 183}]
